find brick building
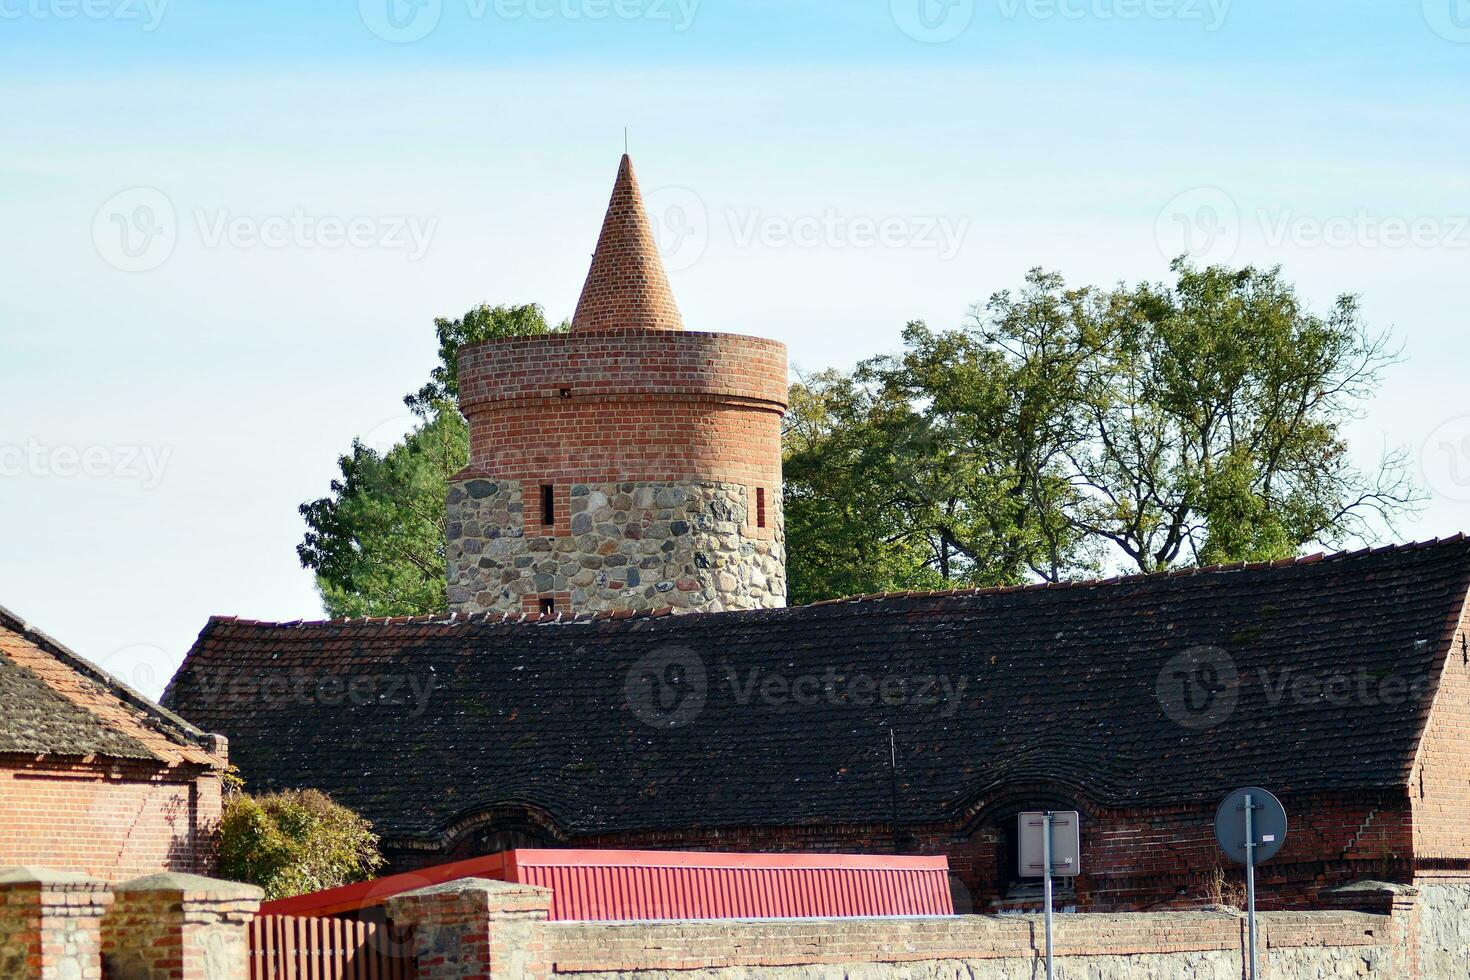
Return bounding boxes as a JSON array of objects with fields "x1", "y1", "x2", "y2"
[
  {"x1": 162, "y1": 155, "x2": 1470, "y2": 918},
  {"x1": 0, "y1": 604, "x2": 228, "y2": 879}
]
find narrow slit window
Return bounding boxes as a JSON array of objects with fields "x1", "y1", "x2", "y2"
[
  {"x1": 539, "y1": 596, "x2": 557, "y2": 615},
  {"x1": 540, "y1": 484, "x2": 555, "y2": 526},
  {"x1": 756, "y1": 487, "x2": 767, "y2": 529}
]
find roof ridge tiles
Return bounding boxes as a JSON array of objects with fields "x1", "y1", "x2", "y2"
[{"x1": 196, "y1": 536, "x2": 1470, "y2": 630}]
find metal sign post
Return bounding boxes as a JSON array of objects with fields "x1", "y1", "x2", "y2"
[
  {"x1": 1042, "y1": 812, "x2": 1054, "y2": 980},
  {"x1": 1214, "y1": 788, "x2": 1288, "y2": 980},
  {"x1": 1244, "y1": 792, "x2": 1257, "y2": 978},
  {"x1": 1019, "y1": 811, "x2": 1080, "y2": 980}
]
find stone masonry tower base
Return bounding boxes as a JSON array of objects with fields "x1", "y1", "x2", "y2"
[{"x1": 445, "y1": 156, "x2": 788, "y2": 617}]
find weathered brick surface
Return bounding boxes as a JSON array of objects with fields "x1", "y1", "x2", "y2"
[
  {"x1": 0, "y1": 868, "x2": 112, "y2": 980},
  {"x1": 0, "y1": 757, "x2": 222, "y2": 880},
  {"x1": 570, "y1": 155, "x2": 683, "y2": 333},
  {"x1": 449, "y1": 321, "x2": 788, "y2": 619},
  {"x1": 384, "y1": 881, "x2": 1449, "y2": 980},
  {"x1": 100, "y1": 872, "x2": 262, "y2": 980},
  {"x1": 388, "y1": 878, "x2": 553, "y2": 980}
]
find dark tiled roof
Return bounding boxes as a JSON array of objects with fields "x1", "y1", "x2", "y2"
[
  {"x1": 164, "y1": 539, "x2": 1470, "y2": 842},
  {"x1": 0, "y1": 605, "x2": 224, "y2": 767}
]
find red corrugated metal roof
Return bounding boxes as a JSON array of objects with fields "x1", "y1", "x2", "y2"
[{"x1": 259, "y1": 849, "x2": 953, "y2": 922}]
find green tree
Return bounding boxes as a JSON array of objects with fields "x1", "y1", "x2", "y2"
[
  {"x1": 298, "y1": 304, "x2": 564, "y2": 617},
  {"x1": 1029, "y1": 259, "x2": 1419, "y2": 571},
  {"x1": 217, "y1": 787, "x2": 384, "y2": 900},
  {"x1": 783, "y1": 261, "x2": 1419, "y2": 599}
]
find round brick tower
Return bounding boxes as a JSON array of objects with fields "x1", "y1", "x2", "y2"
[{"x1": 445, "y1": 155, "x2": 788, "y2": 617}]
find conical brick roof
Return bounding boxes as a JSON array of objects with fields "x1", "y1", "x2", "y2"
[{"x1": 571, "y1": 154, "x2": 684, "y2": 332}]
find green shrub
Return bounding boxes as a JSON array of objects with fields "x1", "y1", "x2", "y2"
[{"x1": 217, "y1": 788, "x2": 385, "y2": 900}]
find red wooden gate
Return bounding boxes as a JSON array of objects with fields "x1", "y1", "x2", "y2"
[{"x1": 248, "y1": 914, "x2": 416, "y2": 980}]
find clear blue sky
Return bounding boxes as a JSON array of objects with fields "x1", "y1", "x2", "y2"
[{"x1": 3, "y1": 0, "x2": 1469, "y2": 697}]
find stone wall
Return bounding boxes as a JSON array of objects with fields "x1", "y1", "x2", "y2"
[
  {"x1": 1417, "y1": 882, "x2": 1470, "y2": 978},
  {"x1": 386, "y1": 878, "x2": 1439, "y2": 980},
  {"x1": 446, "y1": 479, "x2": 785, "y2": 615}
]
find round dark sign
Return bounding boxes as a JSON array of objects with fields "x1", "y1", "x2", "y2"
[{"x1": 1214, "y1": 787, "x2": 1288, "y2": 865}]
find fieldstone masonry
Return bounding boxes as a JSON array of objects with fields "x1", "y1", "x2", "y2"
[
  {"x1": 0, "y1": 867, "x2": 112, "y2": 980},
  {"x1": 100, "y1": 872, "x2": 262, "y2": 980},
  {"x1": 446, "y1": 479, "x2": 785, "y2": 615}
]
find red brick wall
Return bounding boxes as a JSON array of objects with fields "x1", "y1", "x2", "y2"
[
  {"x1": 466, "y1": 399, "x2": 783, "y2": 486},
  {"x1": 457, "y1": 329, "x2": 786, "y2": 488},
  {"x1": 387, "y1": 788, "x2": 1415, "y2": 914},
  {"x1": 0, "y1": 756, "x2": 221, "y2": 880},
  {"x1": 1410, "y1": 600, "x2": 1470, "y2": 877}
]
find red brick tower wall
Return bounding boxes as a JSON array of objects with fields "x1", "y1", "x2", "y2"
[{"x1": 445, "y1": 156, "x2": 788, "y2": 617}]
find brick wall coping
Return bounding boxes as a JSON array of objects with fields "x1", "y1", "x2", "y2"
[
  {"x1": 0, "y1": 866, "x2": 111, "y2": 891},
  {"x1": 457, "y1": 328, "x2": 788, "y2": 414},
  {"x1": 540, "y1": 908, "x2": 1395, "y2": 973},
  {"x1": 114, "y1": 872, "x2": 263, "y2": 902}
]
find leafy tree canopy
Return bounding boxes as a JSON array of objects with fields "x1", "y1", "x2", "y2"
[
  {"x1": 297, "y1": 304, "x2": 564, "y2": 617},
  {"x1": 217, "y1": 786, "x2": 384, "y2": 900},
  {"x1": 783, "y1": 260, "x2": 1418, "y2": 601}
]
